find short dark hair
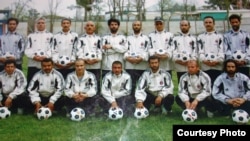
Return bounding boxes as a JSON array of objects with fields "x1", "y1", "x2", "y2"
[
  {"x1": 7, "y1": 17, "x2": 19, "y2": 25},
  {"x1": 223, "y1": 59, "x2": 238, "y2": 72},
  {"x1": 148, "y1": 56, "x2": 160, "y2": 63},
  {"x1": 112, "y1": 60, "x2": 122, "y2": 67},
  {"x1": 108, "y1": 18, "x2": 120, "y2": 26},
  {"x1": 229, "y1": 14, "x2": 241, "y2": 22},
  {"x1": 4, "y1": 59, "x2": 17, "y2": 67},
  {"x1": 61, "y1": 18, "x2": 71, "y2": 24},
  {"x1": 203, "y1": 16, "x2": 215, "y2": 23},
  {"x1": 41, "y1": 58, "x2": 54, "y2": 64}
]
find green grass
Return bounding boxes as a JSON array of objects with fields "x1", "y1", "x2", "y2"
[{"x1": 0, "y1": 55, "x2": 248, "y2": 141}]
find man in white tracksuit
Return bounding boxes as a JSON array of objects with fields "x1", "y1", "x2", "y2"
[{"x1": 64, "y1": 59, "x2": 99, "y2": 116}]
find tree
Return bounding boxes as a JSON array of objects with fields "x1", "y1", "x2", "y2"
[
  {"x1": 47, "y1": 0, "x2": 62, "y2": 33},
  {"x1": 76, "y1": 0, "x2": 94, "y2": 21},
  {"x1": 158, "y1": 0, "x2": 173, "y2": 20},
  {"x1": 10, "y1": 0, "x2": 32, "y2": 19}
]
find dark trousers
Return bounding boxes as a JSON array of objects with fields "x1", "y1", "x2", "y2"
[
  {"x1": 39, "y1": 95, "x2": 65, "y2": 111},
  {"x1": 238, "y1": 67, "x2": 249, "y2": 78},
  {"x1": 1, "y1": 93, "x2": 29, "y2": 113},
  {"x1": 126, "y1": 69, "x2": 145, "y2": 95},
  {"x1": 57, "y1": 68, "x2": 74, "y2": 79},
  {"x1": 215, "y1": 100, "x2": 250, "y2": 116},
  {"x1": 27, "y1": 67, "x2": 40, "y2": 84},
  {"x1": 176, "y1": 72, "x2": 186, "y2": 83},
  {"x1": 204, "y1": 69, "x2": 222, "y2": 87},
  {"x1": 87, "y1": 69, "x2": 101, "y2": 94}
]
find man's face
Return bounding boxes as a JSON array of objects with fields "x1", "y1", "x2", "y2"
[
  {"x1": 75, "y1": 60, "x2": 85, "y2": 74},
  {"x1": 4, "y1": 63, "x2": 16, "y2": 75},
  {"x1": 204, "y1": 18, "x2": 215, "y2": 32},
  {"x1": 8, "y1": 20, "x2": 17, "y2": 32},
  {"x1": 226, "y1": 62, "x2": 236, "y2": 75},
  {"x1": 187, "y1": 61, "x2": 199, "y2": 75},
  {"x1": 112, "y1": 63, "x2": 122, "y2": 75},
  {"x1": 149, "y1": 59, "x2": 160, "y2": 72},
  {"x1": 230, "y1": 18, "x2": 241, "y2": 31},
  {"x1": 36, "y1": 19, "x2": 46, "y2": 31},
  {"x1": 84, "y1": 22, "x2": 95, "y2": 35},
  {"x1": 155, "y1": 21, "x2": 164, "y2": 32},
  {"x1": 132, "y1": 21, "x2": 141, "y2": 34},
  {"x1": 180, "y1": 21, "x2": 190, "y2": 34},
  {"x1": 42, "y1": 61, "x2": 53, "y2": 74},
  {"x1": 61, "y1": 20, "x2": 71, "y2": 32},
  {"x1": 109, "y1": 22, "x2": 119, "y2": 34}
]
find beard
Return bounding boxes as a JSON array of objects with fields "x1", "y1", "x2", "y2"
[{"x1": 232, "y1": 25, "x2": 240, "y2": 31}]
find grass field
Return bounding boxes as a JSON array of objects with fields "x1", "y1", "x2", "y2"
[{"x1": 0, "y1": 56, "x2": 248, "y2": 141}]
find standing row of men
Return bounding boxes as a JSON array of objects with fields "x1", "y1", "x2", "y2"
[{"x1": 0, "y1": 15, "x2": 249, "y2": 118}]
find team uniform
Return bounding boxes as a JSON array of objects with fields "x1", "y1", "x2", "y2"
[
  {"x1": 27, "y1": 69, "x2": 65, "y2": 111},
  {"x1": 172, "y1": 32, "x2": 197, "y2": 81},
  {"x1": 64, "y1": 70, "x2": 99, "y2": 116},
  {"x1": 0, "y1": 69, "x2": 27, "y2": 112},
  {"x1": 175, "y1": 70, "x2": 216, "y2": 114},
  {"x1": 148, "y1": 30, "x2": 174, "y2": 73},
  {"x1": 77, "y1": 34, "x2": 102, "y2": 93},
  {"x1": 224, "y1": 29, "x2": 250, "y2": 76},
  {"x1": 101, "y1": 33, "x2": 127, "y2": 77},
  {"x1": 52, "y1": 31, "x2": 78, "y2": 78},
  {"x1": 212, "y1": 72, "x2": 250, "y2": 115},
  {"x1": 124, "y1": 32, "x2": 150, "y2": 94},
  {"x1": 197, "y1": 31, "x2": 225, "y2": 84},
  {"x1": 25, "y1": 30, "x2": 53, "y2": 82},
  {"x1": 135, "y1": 69, "x2": 174, "y2": 113},
  {"x1": 100, "y1": 71, "x2": 133, "y2": 116},
  {"x1": 0, "y1": 31, "x2": 25, "y2": 70}
]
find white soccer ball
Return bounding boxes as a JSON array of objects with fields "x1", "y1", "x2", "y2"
[
  {"x1": 37, "y1": 107, "x2": 52, "y2": 120},
  {"x1": 205, "y1": 53, "x2": 217, "y2": 61},
  {"x1": 134, "y1": 107, "x2": 149, "y2": 119},
  {"x1": 156, "y1": 48, "x2": 166, "y2": 55},
  {"x1": 182, "y1": 109, "x2": 198, "y2": 122},
  {"x1": 70, "y1": 107, "x2": 85, "y2": 122},
  {"x1": 129, "y1": 52, "x2": 140, "y2": 58},
  {"x1": 84, "y1": 52, "x2": 97, "y2": 59},
  {"x1": 177, "y1": 52, "x2": 190, "y2": 62},
  {"x1": 34, "y1": 50, "x2": 45, "y2": 56},
  {"x1": 58, "y1": 55, "x2": 70, "y2": 65},
  {"x1": 232, "y1": 50, "x2": 246, "y2": 61},
  {"x1": 2, "y1": 52, "x2": 15, "y2": 58},
  {"x1": 0, "y1": 107, "x2": 11, "y2": 119},
  {"x1": 232, "y1": 109, "x2": 249, "y2": 124},
  {"x1": 108, "y1": 107, "x2": 123, "y2": 120}
]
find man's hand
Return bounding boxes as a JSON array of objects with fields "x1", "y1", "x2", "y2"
[
  {"x1": 155, "y1": 96, "x2": 162, "y2": 106},
  {"x1": 4, "y1": 97, "x2": 13, "y2": 108},
  {"x1": 46, "y1": 102, "x2": 54, "y2": 112},
  {"x1": 190, "y1": 99, "x2": 198, "y2": 110},
  {"x1": 35, "y1": 102, "x2": 42, "y2": 113},
  {"x1": 136, "y1": 101, "x2": 144, "y2": 108}
]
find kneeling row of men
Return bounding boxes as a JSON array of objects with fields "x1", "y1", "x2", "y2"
[{"x1": 0, "y1": 56, "x2": 249, "y2": 118}]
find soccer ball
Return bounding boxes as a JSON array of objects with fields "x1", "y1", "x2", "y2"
[
  {"x1": 182, "y1": 109, "x2": 198, "y2": 122},
  {"x1": 34, "y1": 50, "x2": 45, "y2": 56},
  {"x1": 134, "y1": 107, "x2": 149, "y2": 119},
  {"x1": 129, "y1": 52, "x2": 140, "y2": 58},
  {"x1": 58, "y1": 55, "x2": 70, "y2": 65},
  {"x1": 232, "y1": 109, "x2": 249, "y2": 124},
  {"x1": 205, "y1": 53, "x2": 217, "y2": 61},
  {"x1": 85, "y1": 52, "x2": 96, "y2": 59},
  {"x1": 232, "y1": 50, "x2": 246, "y2": 61},
  {"x1": 37, "y1": 107, "x2": 52, "y2": 120},
  {"x1": 0, "y1": 107, "x2": 11, "y2": 119},
  {"x1": 70, "y1": 107, "x2": 85, "y2": 122},
  {"x1": 2, "y1": 52, "x2": 15, "y2": 58},
  {"x1": 177, "y1": 52, "x2": 190, "y2": 62},
  {"x1": 156, "y1": 49, "x2": 166, "y2": 55},
  {"x1": 108, "y1": 107, "x2": 123, "y2": 120}
]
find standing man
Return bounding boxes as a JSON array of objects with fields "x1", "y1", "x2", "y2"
[
  {"x1": 0, "y1": 60, "x2": 27, "y2": 114},
  {"x1": 52, "y1": 18, "x2": 78, "y2": 78},
  {"x1": 197, "y1": 16, "x2": 225, "y2": 85},
  {"x1": 77, "y1": 21, "x2": 102, "y2": 94},
  {"x1": 100, "y1": 61, "x2": 133, "y2": 116},
  {"x1": 224, "y1": 14, "x2": 250, "y2": 76},
  {"x1": 0, "y1": 17, "x2": 25, "y2": 70},
  {"x1": 135, "y1": 56, "x2": 174, "y2": 115},
  {"x1": 27, "y1": 58, "x2": 65, "y2": 113},
  {"x1": 64, "y1": 59, "x2": 99, "y2": 117},
  {"x1": 172, "y1": 20, "x2": 197, "y2": 82},
  {"x1": 101, "y1": 18, "x2": 127, "y2": 78},
  {"x1": 175, "y1": 60, "x2": 216, "y2": 118},
  {"x1": 212, "y1": 59, "x2": 250, "y2": 116},
  {"x1": 25, "y1": 17, "x2": 54, "y2": 83},
  {"x1": 124, "y1": 20, "x2": 150, "y2": 95},
  {"x1": 148, "y1": 17, "x2": 174, "y2": 75}
]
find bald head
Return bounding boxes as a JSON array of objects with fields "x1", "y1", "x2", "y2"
[
  {"x1": 180, "y1": 20, "x2": 190, "y2": 34},
  {"x1": 84, "y1": 21, "x2": 96, "y2": 34}
]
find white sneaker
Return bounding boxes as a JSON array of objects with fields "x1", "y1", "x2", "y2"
[{"x1": 207, "y1": 110, "x2": 214, "y2": 118}]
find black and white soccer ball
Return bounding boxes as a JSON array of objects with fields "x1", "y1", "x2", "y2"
[
  {"x1": 232, "y1": 50, "x2": 246, "y2": 61},
  {"x1": 2, "y1": 52, "x2": 15, "y2": 58},
  {"x1": 37, "y1": 107, "x2": 52, "y2": 120},
  {"x1": 58, "y1": 55, "x2": 70, "y2": 65},
  {"x1": 182, "y1": 109, "x2": 197, "y2": 122},
  {"x1": 34, "y1": 50, "x2": 45, "y2": 56},
  {"x1": 85, "y1": 52, "x2": 97, "y2": 59},
  {"x1": 156, "y1": 48, "x2": 166, "y2": 55},
  {"x1": 129, "y1": 52, "x2": 140, "y2": 58},
  {"x1": 205, "y1": 53, "x2": 217, "y2": 61},
  {"x1": 108, "y1": 107, "x2": 123, "y2": 120},
  {"x1": 232, "y1": 109, "x2": 249, "y2": 124},
  {"x1": 134, "y1": 107, "x2": 149, "y2": 119},
  {"x1": 70, "y1": 107, "x2": 85, "y2": 122},
  {"x1": 0, "y1": 107, "x2": 11, "y2": 119},
  {"x1": 177, "y1": 52, "x2": 190, "y2": 62}
]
